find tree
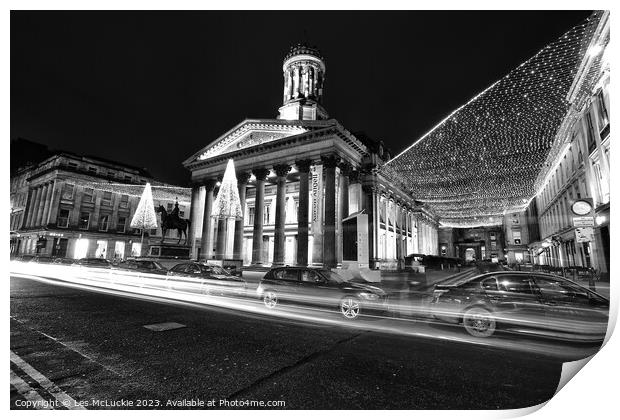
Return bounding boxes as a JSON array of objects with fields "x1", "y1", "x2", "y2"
[
  {"x1": 211, "y1": 159, "x2": 242, "y2": 219},
  {"x1": 130, "y1": 182, "x2": 158, "y2": 256}
]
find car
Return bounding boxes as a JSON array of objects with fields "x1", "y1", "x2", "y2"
[
  {"x1": 13, "y1": 254, "x2": 37, "y2": 262},
  {"x1": 74, "y1": 258, "x2": 113, "y2": 268},
  {"x1": 117, "y1": 259, "x2": 168, "y2": 275},
  {"x1": 52, "y1": 257, "x2": 75, "y2": 265},
  {"x1": 166, "y1": 262, "x2": 247, "y2": 296},
  {"x1": 430, "y1": 271, "x2": 609, "y2": 341},
  {"x1": 257, "y1": 266, "x2": 388, "y2": 320}
]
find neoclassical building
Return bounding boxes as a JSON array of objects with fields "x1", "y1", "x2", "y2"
[{"x1": 183, "y1": 45, "x2": 439, "y2": 269}]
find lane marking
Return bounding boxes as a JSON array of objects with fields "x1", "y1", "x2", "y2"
[
  {"x1": 10, "y1": 350, "x2": 86, "y2": 410},
  {"x1": 10, "y1": 370, "x2": 52, "y2": 410},
  {"x1": 10, "y1": 315, "x2": 122, "y2": 376}
]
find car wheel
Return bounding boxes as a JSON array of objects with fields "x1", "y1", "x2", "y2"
[
  {"x1": 462, "y1": 307, "x2": 496, "y2": 338},
  {"x1": 340, "y1": 297, "x2": 361, "y2": 320},
  {"x1": 263, "y1": 290, "x2": 278, "y2": 309}
]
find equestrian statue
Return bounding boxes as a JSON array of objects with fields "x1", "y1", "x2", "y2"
[{"x1": 156, "y1": 202, "x2": 191, "y2": 245}]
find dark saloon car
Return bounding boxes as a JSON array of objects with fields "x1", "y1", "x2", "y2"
[
  {"x1": 430, "y1": 271, "x2": 609, "y2": 341},
  {"x1": 166, "y1": 262, "x2": 247, "y2": 296},
  {"x1": 257, "y1": 267, "x2": 388, "y2": 320},
  {"x1": 117, "y1": 259, "x2": 168, "y2": 275},
  {"x1": 52, "y1": 257, "x2": 75, "y2": 265},
  {"x1": 74, "y1": 258, "x2": 113, "y2": 268}
]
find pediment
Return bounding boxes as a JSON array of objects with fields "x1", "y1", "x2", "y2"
[{"x1": 197, "y1": 122, "x2": 307, "y2": 161}]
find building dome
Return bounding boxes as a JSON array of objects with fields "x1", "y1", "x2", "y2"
[
  {"x1": 278, "y1": 43, "x2": 328, "y2": 121},
  {"x1": 284, "y1": 43, "x2": 324, "y2": 64}
]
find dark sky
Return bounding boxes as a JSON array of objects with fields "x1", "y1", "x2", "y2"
[{"x1": 11, "y1": 10, "x2": 592, "y2": 186}]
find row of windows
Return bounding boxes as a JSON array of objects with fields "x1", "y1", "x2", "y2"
[
  {"x1": 65, "y1": 161, "x2": 147, "y2": 183},
  {"x1": 61, "y1": 183, "x2": 130, "y2": 208},
  {"x1": 57, "y1": 209, "x2": 127, "y2": 233}
]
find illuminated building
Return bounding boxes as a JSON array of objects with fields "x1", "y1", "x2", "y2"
[
  {"x1": 529, "y1": 12, "x2": 610, "y2": 274},
  {"x1": 183, "y1": 44, "x2": 439, "y2": 269},
  {"x1": 10, "y1": 150, "x2": 190, "y2": 260}
]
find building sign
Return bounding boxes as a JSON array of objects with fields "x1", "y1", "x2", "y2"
[
  {"x1": 575, "y1": 227, "x2": 594, "y2": 243},
  {"x1": 573, "y1": 216, "x2": 595, "y2": 227},
  {"x1": 311, "y1": 165, "x2": 322, "y2": 223},
  {"x1": 311, "y1": 164, "x2": 323, "y2": 264}
]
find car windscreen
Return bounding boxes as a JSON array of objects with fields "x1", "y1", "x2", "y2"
[
  {"x1": 316, "y1": 269, "x2": 345, "y2": 284},
  {"x1": 201, "y1": 265, "x2": 229, "y2": 275}
]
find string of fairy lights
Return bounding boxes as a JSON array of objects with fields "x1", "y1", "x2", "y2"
[
  {"x1": 382, "y1": 12, "x2": 607, "y2": 228},
  {"x1": 65, "y1": 181, "x2": 192, "y2": 205}
]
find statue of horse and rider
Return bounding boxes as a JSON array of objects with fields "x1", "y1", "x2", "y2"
[{"x1": 156, "y1": 202, "x2": 191, "y2": 245}]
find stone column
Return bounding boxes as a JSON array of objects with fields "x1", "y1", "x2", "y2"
[
  {"x1": 337, "y1": 162, "x2": 351, "y2": 266},
  {"x1": 339, "y1": 162, "x2": 351, "y2": 220},
  {"x1": 381, "y1": 195, "x2": 387, "y2": 260},
  {"x1": 23, "y1": 187, "x2": 35, "y2": 228},
  {"x1": 272, "y1": 164, "x2": 291, "y2": 266},
  {"x1": 322, "y1": 155, "x2": 339, "y2": 268},
  {"x1": 296, "y1": 160, "x2": 312, "y2": 266},
  {"x1": 233, "y1": 172, "x2": 251, "y2": 260},
  {"x1": 36, "y1": 184, "x2": 50, "y2": 227},
  {"x1": 251, "y1": 168, "x2": 270, "y2": 265},
  {"x1": 188, "y1": 183, "x2": 201, "y2": 258},
  {"x1": 348, "y1": 170, "x2": 361, "y2": 214},
  {"x1": 48, "y1": 181, "x2": 64, "y2": 227},
  {"x1": 294, "y1": 66, "x2": 301, "y2": 98},
  {"x1": 199, "y1": 179, "x2": 217, "y2": 261},
  {"x1": 40, "y1": 182, "x2": 54, "y2": 227},
  {"x1": 215, "y1": 218, "x2": 228, "y2": 259},
  {"x1": 30, "y1": 186, "x2": 43, "y2": 228}
]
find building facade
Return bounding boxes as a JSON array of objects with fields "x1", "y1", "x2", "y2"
[
  {"x1": 528, "y1": 13, "x2": 609, "y2": 274},
  {"x1": 11, "y1": 151, "x2": 190, "y2": 260},
  {"x1": 183, "y1": 45, "x2": 439, "y2": 269}
]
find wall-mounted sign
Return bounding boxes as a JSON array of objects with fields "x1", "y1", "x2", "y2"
[
  {"x1": 573, "y1": 216, "x2": 595, "y2": 227},
  {"x1": 575, "y1": 227, "x2": 594, "y2": 243}
]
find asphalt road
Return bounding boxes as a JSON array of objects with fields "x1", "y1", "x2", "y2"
[{"x1": 10, "y1": 274, "x2": 604, "y2": 410}]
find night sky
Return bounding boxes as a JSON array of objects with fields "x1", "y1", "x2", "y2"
[{"x1": 11, "y1": 10, "x2": 592, "y2": 186}]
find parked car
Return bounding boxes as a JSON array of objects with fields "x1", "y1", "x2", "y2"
[
  {"x1": 257, "y1": 266, "x2": 388, "y2": 320},
  {"x1": 166, "y1": 262, "x2": 247, "y2": 296},
  {"x1": 31, "y1": 255, "x2": 55, "y2": 264},
  {"x1": 430, "y1": 271, "x2": 609, "y2": 341},
  {"x1": 117, "y1": 259, "x2": 168, "y2": 276},
  {"x1": 52, "y1": 257, "x2": 75, "y2": 265},
  {"x1": 13, "y1": 254, "x2": 37, "y2": 262},
  {"x1": 74, "y1": 258, "x2": 113, "y2": 268}
]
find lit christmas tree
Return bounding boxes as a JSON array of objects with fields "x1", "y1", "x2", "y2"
[
  {"x1": 211, "y1": 159, "x2": 242, "y2": 260},
  {"x1": 211, "y1": 159, "x2": 243, "y2": 219},
  {"x1": 130, "y1": 182, "x2": 159, "y2": 256}
]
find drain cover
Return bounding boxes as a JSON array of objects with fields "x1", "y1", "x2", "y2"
[{"x1": 143, "y1": 322, "x2": 186, "y2": 332}]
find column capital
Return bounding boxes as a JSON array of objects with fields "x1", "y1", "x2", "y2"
[
  {"x1": 321, "y1": 155, "x2": 340, "y2": 168},
  {"x1": 203, "y1": 179, "x2": 218, "y2": 191},
  {"x1": 295, "y1": 159, "x2": 313, "y2": 173},
  {"x1": 362, "y1": 184, "x2": 379, "y2": 194},
  {"x1": 237, "y1": 172, "x2": 252, "y2": 184},
  {"x1": 252, "y1": 168, "x2": 270, "y2": 181},
  {"x1": 338, "y1": 161, "x2": 352, "y2": 176},
  {"x1": 273, "y1": 164, "x2": 292, "y2": 178},
  {"x1": 349, "y1": 169, "x2": 361, "y2": 184}
]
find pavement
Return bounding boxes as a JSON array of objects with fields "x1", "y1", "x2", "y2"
[{"x1": 10, "y1": 273, "x2": 605, "y2": 410}]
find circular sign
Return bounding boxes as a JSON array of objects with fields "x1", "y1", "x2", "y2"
[{"x1": 571, "y1": 200, "x2": 592, "y2": 216}]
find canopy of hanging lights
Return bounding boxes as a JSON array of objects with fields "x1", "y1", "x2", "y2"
[
  {"x1": 382, "y1": 11, "x2": 608, "y2": 228},
  {"x1": 67, "y1": 181, "x2": 192, "y2": 205}
]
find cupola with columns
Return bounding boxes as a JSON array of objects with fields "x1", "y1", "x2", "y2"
[{"x1": 278, "y1": 44, "x2": 328, "y2": 121}]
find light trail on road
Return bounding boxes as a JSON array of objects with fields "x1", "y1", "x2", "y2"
[{"x1": 10, "y1": 261, "x2": 604, "y2": 362}]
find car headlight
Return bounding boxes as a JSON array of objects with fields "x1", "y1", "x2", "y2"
[{"x1": 359, "y1": 292, "x2": 380, "y2": 300}]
